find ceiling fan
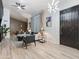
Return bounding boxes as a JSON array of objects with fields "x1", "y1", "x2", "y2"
[{"x1": 11, "y1": 2, "x2": 26, "y2": 9}]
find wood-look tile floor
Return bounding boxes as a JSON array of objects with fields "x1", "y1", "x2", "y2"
[{"x1": 0, "y1": 39, "x2": 79, "y2": 59}]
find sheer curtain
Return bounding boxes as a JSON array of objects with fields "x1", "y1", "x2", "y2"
[{"x1": 31, "y1": 15, "x2": 41, "y2": 33}]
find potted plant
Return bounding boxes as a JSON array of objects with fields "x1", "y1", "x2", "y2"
[{"x1": 2, "y1": 24, "x2": 10, "y2": 38}]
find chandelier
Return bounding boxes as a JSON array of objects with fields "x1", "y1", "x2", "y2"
[{"x1": 48, "y1": 0, "x2": 60, "y2": 14}]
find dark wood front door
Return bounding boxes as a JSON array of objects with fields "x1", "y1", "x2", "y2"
[{"x1": 60, "y1": 5, "x2": 79, "y2": 49}]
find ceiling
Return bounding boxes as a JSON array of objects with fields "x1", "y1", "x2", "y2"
[{"x1": 2, "y1": 0, "x2": 51, "y2": 21}]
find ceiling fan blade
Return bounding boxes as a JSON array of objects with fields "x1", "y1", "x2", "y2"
[
  {"x1": 11, "y1": 5, "x2": 18, "y2": 7},
  {"x1": 16, "y1": 2, "x2": 20, "y2": 6},
  {"x1": 21, "y1": 5, "x2": 26, "y2": 7},
  {"x1": 21, "y1": 7, "x2": 25, "y2": 9}
]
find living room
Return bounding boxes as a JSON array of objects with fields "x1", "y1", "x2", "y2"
[{"x1": 0, "y1": 0, "x2": 79, "y2": 59}]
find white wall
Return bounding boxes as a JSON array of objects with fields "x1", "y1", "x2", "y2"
[
  {"x1": 42, "y1": 10, "x2": 59, "y2": 44},
  {"x1": 42, "y1": 0, "x2": 79, "y2": 44},
  {"x1": 59, "y1": 0, "x2": 79, "y2": 10}
]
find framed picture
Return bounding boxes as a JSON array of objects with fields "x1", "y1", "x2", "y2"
[{"x1": 46, "y1": 16, "x2": 52, "y2": 27}]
